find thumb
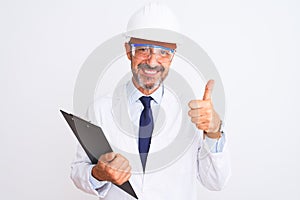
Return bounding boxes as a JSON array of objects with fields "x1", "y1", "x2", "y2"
[
  {"x1": 203, "y1": 79, "x2": 215, "y2": 100},
  {"x1": 101, "y1": 152, "x2": 117, "y2": 163}
]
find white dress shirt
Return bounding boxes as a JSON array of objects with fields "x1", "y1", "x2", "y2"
[{"x1": 70, "y1": 80, "x2": 231, "y2": 200}]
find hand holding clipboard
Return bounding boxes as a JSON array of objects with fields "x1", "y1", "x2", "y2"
[
  {"x1": 92, "y1": 152, "x2": 132, "y2": 186},
  {"x1": 60, "y1": 110, "x2": 138, "y2": 199}
]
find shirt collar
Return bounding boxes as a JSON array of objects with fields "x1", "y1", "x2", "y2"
[{"x1": 126, "y1": 79, "x2": 164, "y2": 105}]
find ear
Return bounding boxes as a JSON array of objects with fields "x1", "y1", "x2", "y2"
[{"x1": 124, "y1": 43, "x2": 131, "y2": 60}]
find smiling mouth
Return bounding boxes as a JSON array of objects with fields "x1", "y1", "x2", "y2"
[
  {"x1": 143, "y1": 69, "x2": 160, "y2": 75},
  {"x1": 138, "y1": 64, "x2": 164, "y2": 77}
]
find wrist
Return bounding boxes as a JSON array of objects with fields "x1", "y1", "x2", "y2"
[
  {"x1": 204, "y1": 120, "x2": 222, "y2": 139},
  {"x1": 92, "y1": 166, "x2": 101, "y2": 181}
]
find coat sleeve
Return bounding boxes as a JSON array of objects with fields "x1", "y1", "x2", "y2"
[
  {"x1": 197, "y1": 132, "x2": 231, "y2": 191},
  {"x1": 70, "y1": 144, "x2": 112, "y2": 197}
]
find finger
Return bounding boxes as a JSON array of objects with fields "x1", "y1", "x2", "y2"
[
  {"x1": 122, "y1": 172, "x2": 131, "y2": 182},
  {"x1": 113, "y1": 158, "x2": 130, "y2": 173},
  {"x1": 100, "y1": 152, "x2": 117, "y2": 163},
  {"x1": 188, "y1": 100, "x2": 210, "y2": 109},
  {"x1": 124, "y1": 163, "x2": 132, "y2": 174},
  {"x1": 191, "y1": 116, "x2": 210, "y2": 124},
  {"x1": 188, "y1": 107, "x2": 212, "y2": 117},
  {"x1": 196, "y1": 123, "x2": 209, "y2": 131},
  {"x1": 203, "y1": 79, "x2": 215, "y2": 100},
  {"x1": 118, "y1": 159, "x2": 131, "y2": 172},
  {"x1": 108, "y1": 154, "x2": 129, "y2": 171},
  {"x1": 116, "y1": 164, "x2": 132, "y2": 181},
  {"x1": 116, "y1": 171, "x2": 131, "y2": 185},
  {"x1": 114, "y1": 172, "x2": 131, "y2": 185},
  {"x1": 109, "y1": 164, "x2": 131, "y2": 185},
  {"x1": 188, "y1": 109, "x2": 201, "y2": 117}
]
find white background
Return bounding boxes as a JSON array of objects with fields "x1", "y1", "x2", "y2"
[{"x1": 1, "y1": 0, "x2": 299, "y2": 199}]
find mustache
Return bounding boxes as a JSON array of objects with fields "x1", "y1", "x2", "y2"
[{"x1": 138, "y1": 64, "x2": 165, "y2": 72}]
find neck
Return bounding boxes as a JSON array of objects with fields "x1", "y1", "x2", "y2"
[{"x1": 132, "y1": 77, "x2": 159, "y2": 95}]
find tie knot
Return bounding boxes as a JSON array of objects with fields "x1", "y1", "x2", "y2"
[{"x1": 139, "y1": 96, "x2": 152, "y2": 108}]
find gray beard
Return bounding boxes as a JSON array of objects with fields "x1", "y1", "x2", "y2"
[{"x1": 136, "y1": 72, "x2": 162, "y2": 90}]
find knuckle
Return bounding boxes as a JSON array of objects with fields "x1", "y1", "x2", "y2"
[
  {"x1": 107, "y1": 152, "x2": 116, "y2": 160},
  {"x1": 119, "y1": 155, "x2": 126, "y2": 161},
  {"x1": 111, "y1": 173, "x2": 120, "y2": 181},
  {"x1": 124, "y1": 164, "x2": 131, "y2": 172},
  {"x1": 198, "y1": 117, "x2": 204, "y2": 123},
  {"x1": 117, "y1": 167, "x2": 125, "y2": 173},
  {"x1": 124, "y1": 173, "x2": 131, "y2": 181},
  {"x1": 190, "y1": 109, "x2": 200, "y2": 117},
  {"x1": 205, "y1": 116, "x2": 211, "y2": 123},
  {"x1": 206, "y1": 109, "x2": 212, "y2": 115},
  {"x1": 191, "y1": 117, "x2": 195, "y2": 123},
  {"x1": 104, "y1": 153, "x2": 110, "y2": 160},
  {"x1": 114, "y1": 179, "x2": 121, "y2": 185},
  {"x1": 188, "y1": 100, "x2": 194, "y2": 108},
  {"x1": 99, "y1": 154, "x2": 105, "y2": 161},
  {"x1": 102, "y1": 155, "x2": 110, "y2": 162},
  {"x1": 199, "y1": 109, "x2": 205, "y2": 115},
  {"x1": 117, "y1": 154, "x2": 126, "y2": 162},
  {"x1": 197, "y1": 118, "x2": 202, "y2": 123},
  {"x1": 106, "y1": 167, "x2": 114, "y2": 175},
  {"x1": 192, "y1": 117, "x2": 199, "y2": 124},
  {"x1": 98, "y1": 162, "x2": 106, "y2": 171},
  {"x1": 124, "y1": 159, "x2": 129, "y2": 166},
  {"x1": 116, "y1": 179, "x2": 125, "y2": 185}
]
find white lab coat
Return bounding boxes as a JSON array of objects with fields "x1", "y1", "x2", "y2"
[{"x1": 71, "y1": 82, "x2": 231, "y2": 200}]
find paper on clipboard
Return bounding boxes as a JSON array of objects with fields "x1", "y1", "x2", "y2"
[{"x1": 60, "y1": 110, "x2": 138, "y2": 199}]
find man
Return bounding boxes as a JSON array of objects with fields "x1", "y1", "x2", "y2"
[{"x1": 71, "y1": 2, "x2": 230, "y2": 199}]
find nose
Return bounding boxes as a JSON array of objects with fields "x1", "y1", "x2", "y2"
[{"x1": 146, "y1": 52, "x2": 160, "y2": 67}]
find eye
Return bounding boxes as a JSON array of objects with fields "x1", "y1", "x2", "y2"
[
  {"x1": 137, "y1": 47, "x2": 149, "y2": 53},
  {"x1": 159, "y1": 49, "x2": 170, "y2": 56}
]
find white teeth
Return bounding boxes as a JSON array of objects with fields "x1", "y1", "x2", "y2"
[{"x1": 144, "y1": 70, "x2": 157, "y2": 74}]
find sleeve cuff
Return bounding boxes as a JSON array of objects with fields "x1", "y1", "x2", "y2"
[
  {"x1": 88, "y1": 165, "x2": 112, "y2": 197},
  {"x1": 204, "y1": 133, "x2": 226, "y2": 153}
]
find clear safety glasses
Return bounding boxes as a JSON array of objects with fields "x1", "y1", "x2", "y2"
[{"x1": 130, "y1": 43, "x2": 176, "y2": 62}]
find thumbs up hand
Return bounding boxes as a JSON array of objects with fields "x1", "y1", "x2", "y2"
[{"x1": 188, "y1": 80, "x2": 222, "y2": 139}]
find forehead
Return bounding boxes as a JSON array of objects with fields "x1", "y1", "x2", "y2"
[{"x1": 129, "y1": 37, "x2": 177, "y2": 50}]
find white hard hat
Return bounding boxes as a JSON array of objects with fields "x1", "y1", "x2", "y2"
[{"x1": 125, "y1": 2, "x2": 182, "y2": 44}]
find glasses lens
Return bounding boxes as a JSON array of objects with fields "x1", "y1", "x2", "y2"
[
  {"x1": 131, "y1": 44, "x2": 174, "y2": 62},
  {"x1": 134, "y1": 46, "x2": 150, "y2": 58}
]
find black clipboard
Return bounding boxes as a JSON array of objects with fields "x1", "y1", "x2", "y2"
[{"x1": 60, "y1": 110, "x2": 138, "y2": 199}]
